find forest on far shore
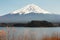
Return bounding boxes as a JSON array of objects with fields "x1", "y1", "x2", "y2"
[{"x1": 0, "y1": 20, "x2": 60, "y2": 27}]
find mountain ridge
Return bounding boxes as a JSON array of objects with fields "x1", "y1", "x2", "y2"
[{"x1": 0, "y1": 12, "x2": 60, "y2": 23}]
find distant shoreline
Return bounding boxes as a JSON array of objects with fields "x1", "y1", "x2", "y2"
[{"x1": 0, "y1": 20, "x2": 60, "y2": 27}]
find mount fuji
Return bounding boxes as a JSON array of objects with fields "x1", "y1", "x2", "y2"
[{"x1": 0, "y1": 4, "x2": 60, "y2": 23}]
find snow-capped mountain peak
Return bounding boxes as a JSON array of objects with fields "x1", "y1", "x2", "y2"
[{"x1": 11, "y1": 4, "x2": 50, "y2": 14}]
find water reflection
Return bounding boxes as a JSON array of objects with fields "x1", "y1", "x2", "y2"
[{"x1": 0, "y1": 27, "x2": 60, "y2": 40}]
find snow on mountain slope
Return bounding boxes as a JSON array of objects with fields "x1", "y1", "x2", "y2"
[{"x1": 10, "y1": 4, "x2": 50, "y2": 14}]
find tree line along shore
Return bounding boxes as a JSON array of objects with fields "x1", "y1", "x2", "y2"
[{"x1": 0, "y1": 20, "x2": 60, "y2": 27}]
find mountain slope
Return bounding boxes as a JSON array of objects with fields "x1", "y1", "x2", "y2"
[{"x1": 0, "y1": 12, "x2": 60, "y2": 23}]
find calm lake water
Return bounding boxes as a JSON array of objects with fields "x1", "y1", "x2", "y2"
[
  {"x1": 0, "y1": 27, "x2": 60, "y2": 35},
  {"x1": 0, "y1": 27, "x2": 60, "y2": 40},
  {"x1": 0, "y1": 27, "x2": 60, "y2": 38}
]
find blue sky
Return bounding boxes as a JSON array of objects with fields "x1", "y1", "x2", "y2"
[{"x1": 0, "y1": 0, "x2": 60, "y2": 16}]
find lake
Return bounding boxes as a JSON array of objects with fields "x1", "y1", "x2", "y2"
[
  {"x1": 0, "y1": 27, "x2": 60, "y2": 40},
  {"x1": 0, "y1": 27, "x2": 60, "y2": 36}
]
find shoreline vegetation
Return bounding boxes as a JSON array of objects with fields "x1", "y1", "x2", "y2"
[
  {"x1": 0, "y1": 29, "x2": 60, "y2": 40},
  {"x1": 0, "y1": 20, "x2": 60, "y2": 27}
]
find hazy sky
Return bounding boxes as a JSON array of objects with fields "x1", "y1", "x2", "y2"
[{"x1": 0, "y1": 0, "x2": 60, "y2": 16}]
